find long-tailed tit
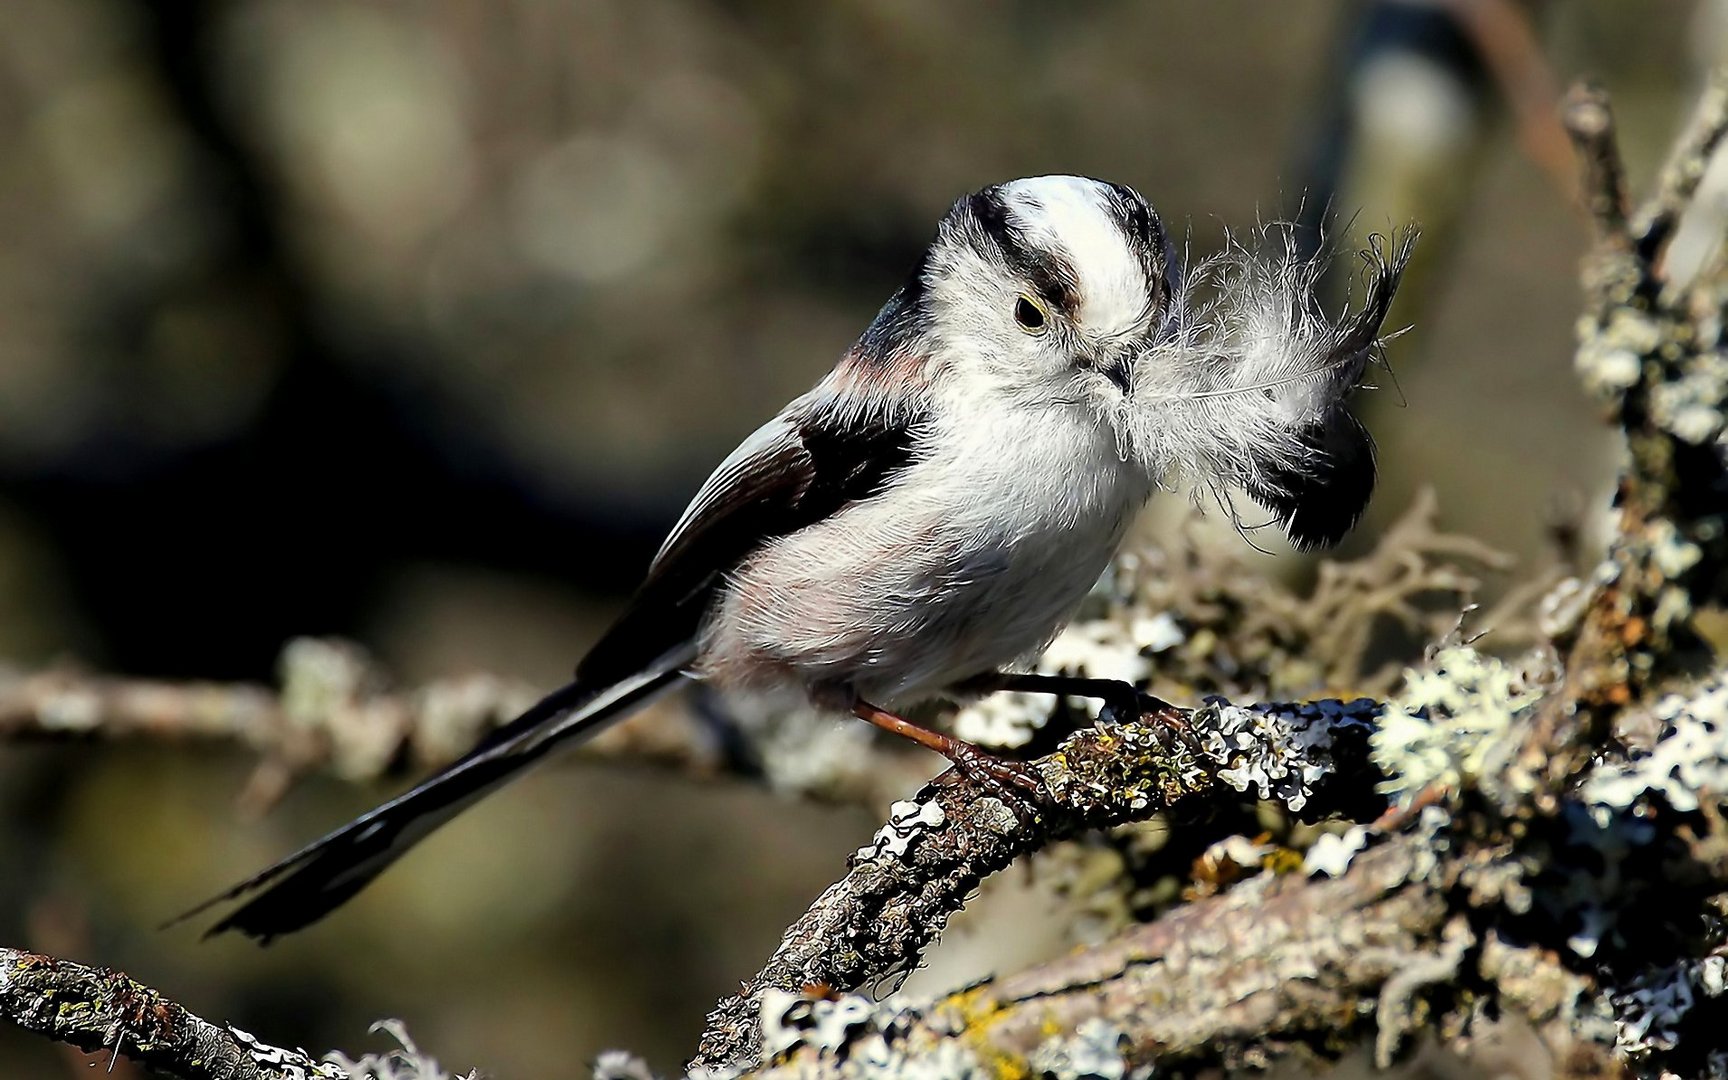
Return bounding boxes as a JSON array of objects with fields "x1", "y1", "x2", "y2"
[{"x1": 181, "y1": 176, "x2": 1410, "y2": 941}]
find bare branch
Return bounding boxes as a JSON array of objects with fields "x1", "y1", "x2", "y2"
[
  {"x1": 1437, "y1": 0, "x2": 1575, "y2": 202},
  {"x1": 0, "y1": 641, "x2": 926, "y2": 814},
  {"x1": 1632, "y1": 67, "x2": 1728, "y2": 265},
  {"x1": 1563, "y1": 81, "x2": 1632, "y2": 249}
]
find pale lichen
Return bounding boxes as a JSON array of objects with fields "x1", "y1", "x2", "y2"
[
  {"x1": 278, "y1": 638, "x2": 403, "y2": 782},
  {"x1": 1370, "y1": 644, "x2": 1554, "y2": 804},
  {"x1": 217, "y1": 1024, "x2": 348, "y2": 1080},
  {"x1": 321, "y1": 1020, "x2": 470, "y2": 1080},
  {"x1": 1025, "y1": 1017, "x2": 1131, "y2": 1080},
  {"x1": 1195, "y1": 698, "x2": 1377, "y2": 812},
  {"x1": 952, "y1": 617, "x2": 1163, "y2": 748},
  {"x1": 1646, "y1": 348, "x2": 1728, "y2": 448},
  {"x1": 1575, "y1": 307, "x2": 1662, "y2": 398},
  {"x1": 1197, "y1": 834, "x2": 1273, "y2": 874},
  {"x1": 1608, "y1": 961, "x2": 1716, "y2": 1060},
  {"x1": 853, "y1": 800, "x2": 947, "y2": 863},
  {"x1": 1536, "y1": 575, "x2": 1592, "y2": 641},
  {"x1": 751, "y1": 703, "x2": 883, "y2": 800},
  {"x1": 1537, "y1": 674, "x2": 1728, "y2": 959},
  {"x1": 754, "y1": 991, "x2": 987, "y2": 1080},
  {"x1": 951, "y1": 691, "x2": 1051, "y2": 750},
  {"x1": 1583, "y1": 676, "x2": 1728, "y2": 816},
  {"x1": 1303, "y1": 825, "x2": 1370, "y2": 878},
  {"x1": 593, "y1": 1049, "x2": 660, "y2": 1080}
]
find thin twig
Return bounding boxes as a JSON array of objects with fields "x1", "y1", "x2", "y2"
[
  {"x1": 1632, "y1": 66, "x2": 1728, "y2": 266},
  {"x1": 1562, "y1": 81, "x2": 1631, "y2": 249},
  {"x1": 1439, "y1": 0, "x2": 1575, "y2": 201}
]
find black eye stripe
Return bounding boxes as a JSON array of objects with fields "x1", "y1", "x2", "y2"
[{"x1": 966, "y1": 188, "x2": 1082, "y2": 317}]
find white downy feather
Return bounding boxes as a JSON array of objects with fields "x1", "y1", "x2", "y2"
[{"x1": 1123, "y1": 223, "x2": 1417, "y2": 537}]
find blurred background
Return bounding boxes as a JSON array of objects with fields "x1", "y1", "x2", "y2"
[{"x1": 0, "y1": 1, "x2": 1720, "y2": 1075}]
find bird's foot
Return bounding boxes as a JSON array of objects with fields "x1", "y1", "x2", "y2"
[
  {"x1": 937, "y1": 738, "x2": 1050, "y2": 805},
  {"x1": 1101, "y1": 687, "x2": 1184, "y2": 727},
  {"x1": 851, "y1": 699, "x2": 1050, "y2": 806}
]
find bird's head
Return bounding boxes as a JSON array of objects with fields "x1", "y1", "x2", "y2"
[{"x1": 850, "y1": 175, "x2": 1178, "y2": 411}]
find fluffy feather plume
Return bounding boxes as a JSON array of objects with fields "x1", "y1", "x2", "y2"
[{"x1": 1124, "y1": 224, "x2": 1417, "y2": 550}]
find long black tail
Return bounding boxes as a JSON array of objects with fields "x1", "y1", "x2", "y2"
[{"x1": 172, "y1": 656, "x2": 689, "y2": 942}]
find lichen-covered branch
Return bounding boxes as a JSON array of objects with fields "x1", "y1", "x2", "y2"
[
  {"x1": 728, "y1": 836, "x2": 1620, "y2": 1080},
  {"x1": 1563, "y1": 81, "x2": 1631, "y2": 248},
  {"x1": 690, "y1": 696, "x2": 1386, "y2": 1074},
  {"x1": 1519, "y1": 66, "x2": 1728, "y2": 805},
  {"x1": 0, "y1": 639, "x2": 925, "y2": 813},
  {"x1": 1632, "y1": 67, "x2": 1728, "y2": 263},
  {"x1": 699, "y1": 659, "x2": 1728, "y2": 1080},
  {"x1": 0, "y1": 947, "x2": 344, "y2": 1080},
  {"x1": 728, "y1": 834, "x2": 1450, "y2": 1080},
  {"x1": 0, "y1": 640, "x2": 685, "y2": 784}
]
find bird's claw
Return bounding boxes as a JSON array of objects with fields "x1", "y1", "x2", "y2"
[
  {"x1": 1101, "y1": 689, "x2": 1185, "y2": 728},
  {"x1": 943, "y1": 740, "x2": 1050, "y2": 807}
]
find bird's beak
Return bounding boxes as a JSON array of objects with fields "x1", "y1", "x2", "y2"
[
  {"x1": 1100, "y1": 354, "x2": 1132, "y2": 394},
  {"x1": 1076, "y1": 343, "x2": 1134, "y2": 394}
]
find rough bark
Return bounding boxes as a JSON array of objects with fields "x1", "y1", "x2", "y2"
[
  {"x1": 690, "y1": 697, "x2": 1386, "y2": 1073},
  {"x1": 0, "y1": 948, "x2": 343, "y2": 1080}
]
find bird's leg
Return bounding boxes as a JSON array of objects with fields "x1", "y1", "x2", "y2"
[
  {"x1": 975, "y1": 672, "x2": 1181, "y2": 725},
  {"x1": 851, "y1": 700, "x2": 1047, "y2": 801}
]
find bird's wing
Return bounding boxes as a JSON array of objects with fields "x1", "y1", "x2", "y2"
[{"x1": 576, "y1": 384, "x2": 927, "y2": 685}]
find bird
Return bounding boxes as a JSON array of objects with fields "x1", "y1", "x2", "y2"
[{"x1": 179, "y1": 175, "x2": 1393, "y2": 942}]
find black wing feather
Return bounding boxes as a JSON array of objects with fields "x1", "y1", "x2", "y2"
[{"x1": 579, "y1": 390, "x2": 923, "y2": 684}]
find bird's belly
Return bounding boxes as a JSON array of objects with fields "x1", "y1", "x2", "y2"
[{"x1": 699, "y1": 425, "x2": 1148, "y2": 708}]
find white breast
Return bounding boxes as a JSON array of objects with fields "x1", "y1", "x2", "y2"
[{"x1": 700, "y1": 398, "x2": 1151, "y2": 708}]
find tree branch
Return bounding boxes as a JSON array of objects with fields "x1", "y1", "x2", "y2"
[
  {"x1": 1512, "y1": 69, "x2": 1728, "y2": 808},
  {"x1": 1632, "y1": 66, "x2": 1728, "y2": 265},
  {"x1": 690, "y1": 697, "x2": 1386, "y2": 1074},
  {"x1": 715, "y1": 802, "x2": 1637, "y2": 1080},
  {"x1": 0, "y1": 947, "x2": 343, "y2": 1080},
  {"x1": 727, "y1": 835, "x2": 1448, "y2": 1080},
  {"x1": 0, "y1": 640, "x2": 926, "y2": 814},
  {"x1": 1562, "y1": 81, "x2": 1631, "y2": 249}
]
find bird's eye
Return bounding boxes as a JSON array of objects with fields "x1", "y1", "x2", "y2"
[{"x1": 1013, "y1": 295, "x2": 1048, "y2": 334}]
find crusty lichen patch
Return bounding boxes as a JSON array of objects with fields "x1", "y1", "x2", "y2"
[{"x1": 1370, "y1": 643, "x2": 1557, "y2": 805}]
